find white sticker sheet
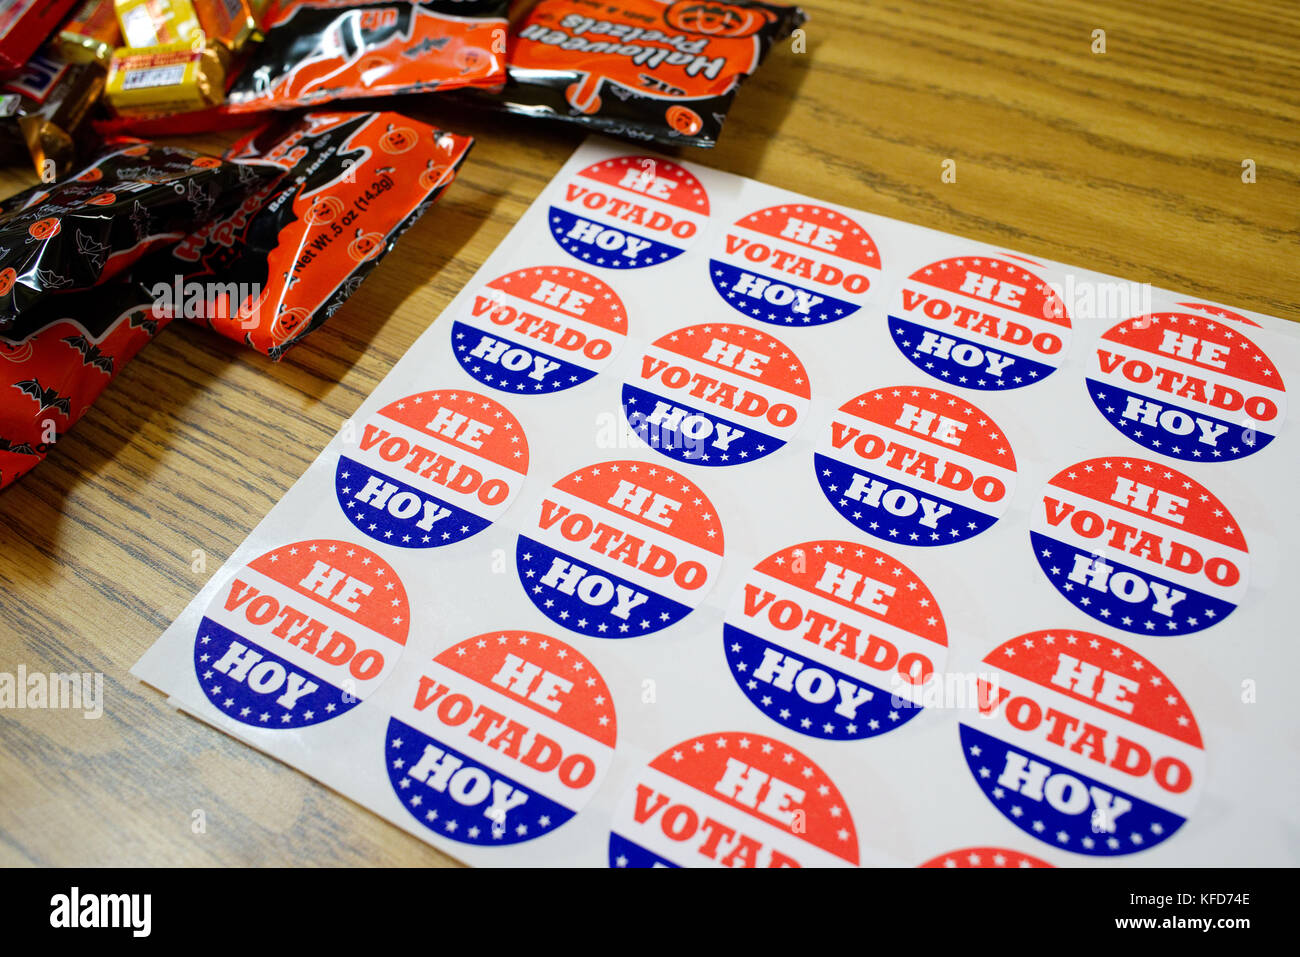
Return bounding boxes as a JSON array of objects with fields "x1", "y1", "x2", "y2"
[{"x1": 134, "y1": 137, "x2": 1300, "y2": 868}]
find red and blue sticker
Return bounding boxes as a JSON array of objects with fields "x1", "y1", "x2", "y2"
[
  {"x1": 888, "y1": 255, "x2": 1070, "y2": 389},
  {"x1": 548, "y1": 155, "x2": 709, "y2": 269},
  {"x1": 622, "y1": 323, "x2": 811, "y2": 466},
  {"x1": 336, "y1": 390, "x2": 528, "y2": 548},
  {"x1": 386, "y1": 630, "x2": 615, "y2": 847},
  {"x1": 709, "y1": 204, "x2": 881, "y2": 326},
  {"x1": 1030, "y1": 457, "x2": 1248, "y2": 636},
  {"x1": 452, "y1": 266, "x2": 628, "y2": 394},
  {"x1": 1177, "y1": 301, "x2": 1260, "y2": 328},
  {"x1": 1087, "y1": 312, "x2": 1285, "y2": 462},
  {"x1": 609, "y1": 732, "x2": 859, "y2": 868},
  {"x1": 195, "y1": 540, "x2": 408, "y2": 729},
  {"x1": 517, "y1": 460, "x2": 724, "y2": 637},
  {"x1": 815, "y1": 387, "x2": 1017, "y2": 545},
  {"x1": 961, "y1": 629, "x2": 1203, "y2": 857},
  {"x1": 920, "y1": 847, "x2": 1052, "y2": 868},
  {"x1": 723, "y1": 541, "x2": 947, "y2": 740}
]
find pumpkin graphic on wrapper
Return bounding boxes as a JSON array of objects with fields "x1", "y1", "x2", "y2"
[
  {"x1": 418, "y1": 162, "x2": 454, "y2": 192},
  {"x1": 664, "y1": 1, "x2": 775, "y2": 37},
  {"x1": 348, "y1": 229, "x2": 385, "y2": 263},
  {"x1": 28, "y1": 217, "x2": 61, "y2": 240},
  {"x1": 0, "y1": 268, "x2": 16, "y2": 297},
  {"x1": 76, "y1": 167, "x2": 102, "y2": 182},
  {"x1": 84, "y1": 192, "x2": 116, "y2": 206},
  {"x1": 271, "y1": 307, "x2": 310, "y2": 344},
  {"x1": 666, "y1": 105, "x2": 704, "y2": 136},
  {"x1": 378, "y1": 124, "x2": 418, "y2": 155},
  {"x1": 305, "y1": 196, "x2": 344, "y2": 226}
]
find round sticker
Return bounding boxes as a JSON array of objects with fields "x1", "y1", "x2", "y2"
[
  {"x1": 336, "y1": 389, "x2": 529, "y2": 548},
  {"x1": 888, "y1": 254, "x2": 1070, "y2": 388},
  {"x1": 194, "y1": 540, "x2": 408, "y2": 728},
  {"x1": 517, "y1": 460, "x2": 724, "y2": 637},
  {"x1": 723, "y1": 541, "x2": 948, "y2": 740},
  {"x1": 1030, "y1": 457, "x2": 1248, "y2": 636},
  {"x1": 452, "y1": 266, "x2": 628, "y2": 394},
  {"x1": 709, "y1": 204, "x2": 881, "y2": 326},
  {"x1": 920, "y1": 847, "x2": 1052, "y2": 868},
  {"x1": 960, "y1": 629, "x2": 1204, "y2": 856},
  {"x1": 1086, "y1": 312, "x2": 1285, "y2": 462},
  {"x1": 609, "y1": 731, "x2": 859, "y2": 868},
  {"x1": 622, "y1": 323, "x2": 811, "y2": 466},
  {"x1": 814, "y1": 387, "x2": 1017, "y2": 545},
  {"x1": 548, "y1": 155, "x2": 709, "y2": 269},
  {"x1": 386, "y1": 630, "x2": 616, "y2": 847}
]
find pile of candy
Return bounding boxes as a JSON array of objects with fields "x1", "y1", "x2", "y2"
[{"x1": 0, "y1": 0, "x2": 805, "y2": 491}]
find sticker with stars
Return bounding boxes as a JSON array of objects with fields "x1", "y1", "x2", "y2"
[
  {"x1": 1030, "y1": 457, "x2": 1248, "y2": 636},
  {"x1": 548, "y1": 155, "x2": 708, "y2": 269},
  {"x1": 335, "y1": 389, "x2": 529, "y2": 549},
  {"x1": 608, "y1": 731, "x2": 860, "y2": 868},
  {"x1": 919, "y1": 847, "x2": 1052, "y2": 868},
  {"x1": 1177, "y1": 300, "x2": 1260, "y2": 328},
  {"x1": 814, "y1": 387, "x2": 1017, "y2": 546},
  {"x1": 517, "y1": 459, "x2": 724, "y2": 638},
  {"x1": 451, "y1": 266, "x2": 628, "y2": 394},
  {"x1": 960, "y1": 629, "x2": 1204, "y2": 857},
  {"x1": 622, "y1": 323, "x2": 811, "y2": 467},
  {"x1": 723, "y1": 540, "x2": 947, "y2": 740},
  {"x1": 1086, "y1": 312, "x2": 1285, "y2": 462},
  {"x1": 709, "y1": 203, "x2": 881, "y2": 326},
  {"x1": 887, "y1": 254, "x2": 1069, "y2": 389},
  {"x1": 385, "y1": 630, "x2": 616, "y2": 848},
  {"x1": 193, "y1": 540, "x2": 409, "y2": 729}
]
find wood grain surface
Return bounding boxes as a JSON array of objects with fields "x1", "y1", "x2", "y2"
[{"x1": 1, "y1": 0, "x2": 1296, "y2": 866}]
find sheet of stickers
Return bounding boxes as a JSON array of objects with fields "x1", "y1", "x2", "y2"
[{"x1": 134, "y1": 138, "x2": 1300, "y2": 868}]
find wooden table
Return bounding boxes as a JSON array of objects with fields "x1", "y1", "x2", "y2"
[{"x1": 2, "y1": 0, "x2": 1296, "y2": 866}]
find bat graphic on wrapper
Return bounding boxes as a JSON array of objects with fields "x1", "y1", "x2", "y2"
[
  {"x1": 62, "y1": 335, "x2": 114, "y2": 374},
  {"x1": 75, "y1": 230, "x2": 111, "y2": 271},
  {"x1": 13, "y1": 378, "x2": 72, "y2": 416},
  {"x1": 128, "y1": 310, "x2": 159, "y2": 336},
  {"x1": 0, "y1": 436, "x2": 37, "y2": 455}
]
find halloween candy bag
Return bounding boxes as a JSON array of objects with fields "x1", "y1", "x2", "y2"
[
  {"x1": 226, "y1": 1, "x2": 509, "y2": 113},
  {"x1": 0, "y1": 139, "x2": 276, "y2": 337},
  {"x1": 0, "y1": 277, "x2": 162, "y2": 491},
  {"x1": 139, "y1": 110, "x2": 473, "y2": 358},
  {"x1": 481, "y1": 0, "x2": 804, "y2": 147}
]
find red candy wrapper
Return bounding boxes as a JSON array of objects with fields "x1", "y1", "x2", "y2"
[
  {"x1": 226, "y1": 1, "x2": 509, "y2": 112},
  {"x1": 0, "y1": 140, "x2": 276, "y2": 338},
  {"x1": 0, "y1": 0, "x2": 80, "y2": 72},
  {"x1": 0, "y1": 279, "x2": 163, "y2": 491},
  {"x1": 482, "y1": 0, "x2": 805, "y2": 147},
  {"x1": 139, "y1": 111, "x2": 473, "y2": 358}
]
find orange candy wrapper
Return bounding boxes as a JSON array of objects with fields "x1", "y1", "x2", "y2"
[{"x1": 138, "y1": 110, "x2": 473, "y2": 358}]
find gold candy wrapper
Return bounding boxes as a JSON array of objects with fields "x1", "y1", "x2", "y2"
[
  {"x1": 113, "y1": 0, "x2": 202, "y2": 49},
  {"x1": 192, "y1": 0, "x2": 257, "y2": 56},
  {"x1": 0, "y1": 51, "x2": 106, "y2": 178},
  {"x1": 58, "y1": 0, "x2": 122, "y2": 64},
  {"x1": 105, "y1": 36, "x2": 226, "y2": 116}
]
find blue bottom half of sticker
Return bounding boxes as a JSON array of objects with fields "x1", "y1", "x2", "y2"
[
  {"x1": 336, "y1": 456, "x2": 491, "y2": 548},
  {"x1": 452, "y1": 320, "x2": 598, "y2": 394},
  {"x1": 517, "y1": 536, "x2": 693, "y2": 637},
  {"x1": 386, "y1": 717, "x2": 575, "y2": 847},
  {"x1": 194, "y1": 617, "x2": 360, "y2": 729},
  {"x1": 710, "y1": 259, "x2": 858, "y2": 326},
  {"x1": 814, "y1": 452, "x2": 1000, "y2": 545},
  {"x1": 888, "y1": 316, "x2": 1057, "y2": 388},
  {"x1": 622, "y1": 383, "x2": 786, "y2": 466},
  {"x1": 549, "y1": 206, "x2": 683, "y2": 269},
  {"x1": 959, "y1": 723, "x2": 1186, "y2": 856},
  {"x1": 609, "y1": 832, "x2": 681, "y2": 868},
  {"x1": 724, "y1": 624, "x2": 921, "y2": 740},
  {"x1": 1030, "y1": 530, "x2": 1236, "y2": 636},
  {"x1": 1085, "y1": 378, "x2": 1275, "y2": 462}
]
